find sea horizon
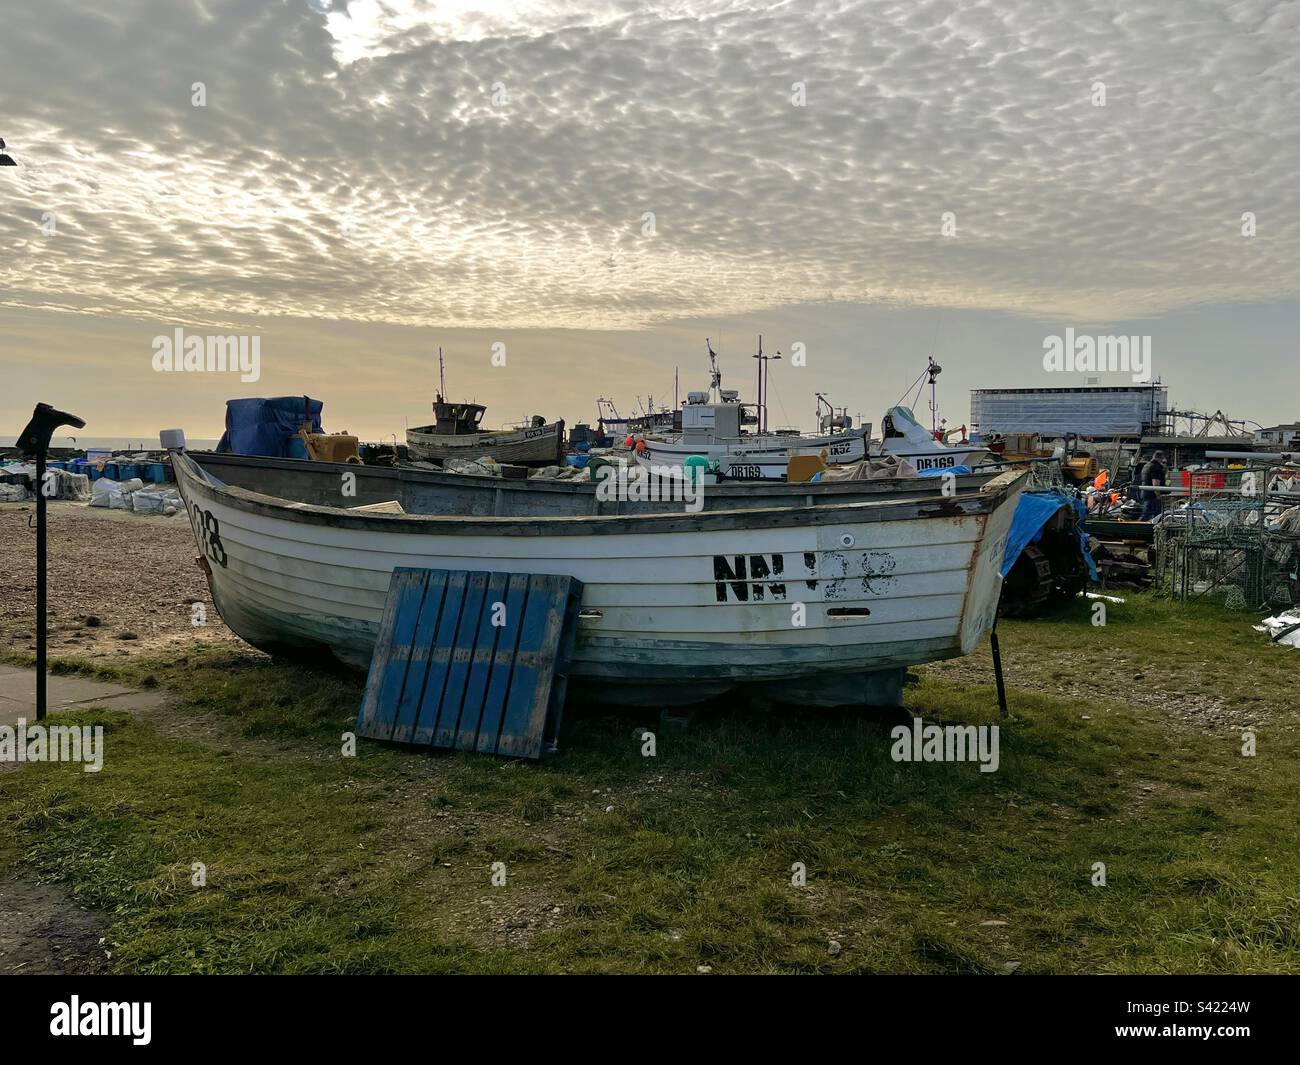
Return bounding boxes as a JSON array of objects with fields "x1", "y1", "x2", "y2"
[{"x1": 0, "y1": 435, "x2": 222, "y2": 452}]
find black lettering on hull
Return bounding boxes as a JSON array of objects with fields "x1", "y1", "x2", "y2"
[{"x1": 713, "y1": 553, "x2": 789, "y2": 603}]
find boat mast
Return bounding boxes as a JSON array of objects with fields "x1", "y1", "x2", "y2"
[
  {"x1": 706, "y1": 338, "x2": 722, "y2": 401},
  {"x1": 927, "y1": 356, "x2": 942, "y2": 434},
  {"x1": 751, "y1": 335, "x2": 781, "y2": 433},
  {"x1": 438, "y1": 347, "x2": 447, "y2": 401}
]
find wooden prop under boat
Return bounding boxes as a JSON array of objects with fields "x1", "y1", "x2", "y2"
[{"x1": 172, "y1": 445, "x2": 1026, "y2": 708}]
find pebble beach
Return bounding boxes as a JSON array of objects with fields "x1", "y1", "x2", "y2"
[{"x1": 0, "y1": 501, "x2": 239, "y2": 663}]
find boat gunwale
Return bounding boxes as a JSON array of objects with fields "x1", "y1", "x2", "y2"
[
  {"x1": 176, "y1": 451, "x2": 1027, "y2": 537},
  {"x1": 189, "y1": 449, "x2": 1006, "y2": 500}
]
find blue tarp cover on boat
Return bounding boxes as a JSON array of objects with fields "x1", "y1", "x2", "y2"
[
  {"x1": 918, "y1": 465, "x2": 972, "y2": 477},
  {"x1": 216, "y1": 397, "x2": 324, "y2": 457},
  {"x1": 1001, "y1": 489, "x2": 1099, "y2": 582}
]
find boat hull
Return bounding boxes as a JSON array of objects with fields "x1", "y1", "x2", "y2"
[
  {"x1": 635, "y1": 429, "x2": 869, "y2": 479},
  {"x1": 879, "y1": 444, "x2": 988, "y2": 472},
  {"x1": 173, "y1": 452, "x2": 1022, "y2": 707},
  {"x1": 406, "y1": 419, "x2": 564, "y2": 465}
]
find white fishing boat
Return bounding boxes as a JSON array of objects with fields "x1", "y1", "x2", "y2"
[
  {"x1": 637, "y1": 398, "x2": 984, "y2": 479},
  {"x1": 632, "y1": 342, "x2": 870, "y2": 480},
  {"x1": 170, "y1": 434, "x2": 1025, "y2": 708},
  {"x1": 635, "y1": 392, "x2": 870, "y2": 479},
  {"x1": 878, "y1": 405, "x2": 988, "y2": 472},
  {"x1": 878, "y1": 357, "x2": 989, "y2": 471}
]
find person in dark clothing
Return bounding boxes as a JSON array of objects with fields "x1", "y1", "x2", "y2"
[
  {"x1": 1141, "y1": 450, "x2": 1168, "y2": 521},
  {"x1": 1131, "y1": 453, "x2": 1148, "y2": 489}
]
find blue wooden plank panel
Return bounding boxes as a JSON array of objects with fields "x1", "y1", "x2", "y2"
[
  {"x1": 360, "y1": 568, "x2": 426, "y2": 740},
  {"x1": 497, "y1": 576, "x2": 568, "y2": 759},
  {"x1": 356, "y1": 567, "x2": 582, "y2": 759},
  {"x1": 455, "y1": 571, "x2": 511, "y2": 752},
  {"x1": 544, "y1": 582, "x2": 584, "y2": 753},
  {"x1": 356, "y1": 567, "x2": 407, "y2": 737},
  {"x1": 433, "y1": 572, "x2": 488, "y2": 748},
  {"x1": 412, "y1": 571, "x2": 467, "y2": 745},
  {"x1": 477, "y1": 574, "x2": 531, "y2": 754},
  {"x1": 391, "y1": 570, "x2": 447, "y2": 743}
]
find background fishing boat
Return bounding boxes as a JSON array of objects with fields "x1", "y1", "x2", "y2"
[
  {"x1": 171, "y1": 437, "x2": 1025, "y2": 707},
  {"x1": 634, "y1": 394, "x2": 870, "y2": 479},
  {"x1": 406, "y1": 398, "x2": 565, "y2": 466},
  {"x1": 878, "y1": 404, "x2": 988, "y2": 471},
  {"x1": 879, "y1": 358, "x2": 989, "y2": 471},
  {"x1": 405, "y1": 349, "x2": 565, "y2": 466},
  {"x1": 632, "y1": 342, "x2": 870, "y2": 479}
]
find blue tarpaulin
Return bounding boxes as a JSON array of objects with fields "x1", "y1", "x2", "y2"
[
  {"x1": 1001, "y1": 489, "x2": 1099, "y2": 582},
  {"x1": 216, "y1": 397, "x2": 323, "y2": 458}
]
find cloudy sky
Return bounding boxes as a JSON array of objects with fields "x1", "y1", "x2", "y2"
[{"x1": 2, "y1": 0, "x2": 1297, "y2": 441}]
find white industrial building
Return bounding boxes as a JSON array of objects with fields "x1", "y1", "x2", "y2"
[{"x1": 969, "y1": 385, "x2": 1170, "y2": 440}]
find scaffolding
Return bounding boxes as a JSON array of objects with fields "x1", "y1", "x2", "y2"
[{"x1": 1154, "y1": 462, "x2": 1300, "y2": 609}]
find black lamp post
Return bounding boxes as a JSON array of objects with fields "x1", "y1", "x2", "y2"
[{"x1": 16, "y1": 403, "x2": 86, "y2": 721}]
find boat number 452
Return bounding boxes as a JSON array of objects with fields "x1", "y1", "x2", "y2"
[{"x1": 187, "y1": 502, "x2": 229, "y2": 568}]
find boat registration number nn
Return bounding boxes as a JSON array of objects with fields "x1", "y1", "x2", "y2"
[
  {"x1": 727, "y1": 464, "x2": 765, "y2": 479},
  {"x1": 914, "y1": 455, "x2": 958, "y2": 470}
]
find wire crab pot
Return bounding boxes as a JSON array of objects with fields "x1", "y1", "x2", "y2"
[{"x1": 1154, "y1": 464, "x2": 1300, "y2": 610}]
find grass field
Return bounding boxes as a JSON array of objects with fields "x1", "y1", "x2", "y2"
[{"x1": 2, "y1": 594, "x2": 1298, "y2": 974}]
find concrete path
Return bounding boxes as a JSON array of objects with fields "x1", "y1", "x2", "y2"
[
  {"x1": 0, "y1": 664, "x2": 156, "y2": 972},
  {"x1": 0, "y1": 663, "x2": 168, "y2": 725}
]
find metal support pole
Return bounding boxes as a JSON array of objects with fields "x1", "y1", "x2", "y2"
[
  {"x1": 35, "y1": 449, "x2": 47, "y2": 721},
  {"x1": 16, "y1": 402, "x2": 86, "y2": 724},
  {"x1": 990, "y1": 620, "x2": 1008, "y2": 719}
]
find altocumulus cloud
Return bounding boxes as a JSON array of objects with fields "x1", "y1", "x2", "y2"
[{"x1": 1, "y1": 0, "x2": 1297, "y2": 330}]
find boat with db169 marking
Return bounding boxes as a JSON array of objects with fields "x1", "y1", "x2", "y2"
[{"x1": 167, "y1": 431, "x2": 1026, "y2": 708}]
